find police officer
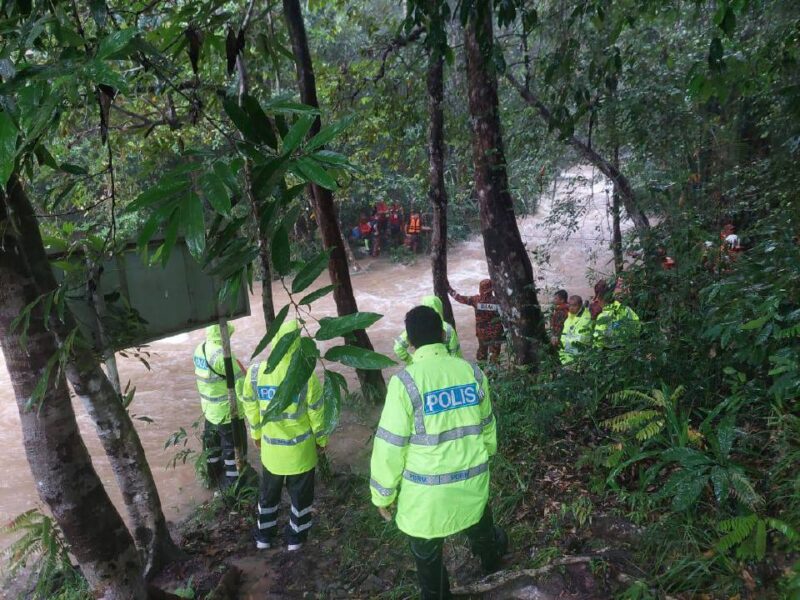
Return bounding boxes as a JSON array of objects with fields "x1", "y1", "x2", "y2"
[
  {"x1": 241, "y1": 320, "x2": 328, "y2": 551},
  {"x1": 193, "y1": 324, "x2": 247, "y2": 489},
  {"x1": 592, "y1": 280, "x2": 641, "y2": 348},
  {"x1": 560, "y1": 294, "x2": 592, "y2": 364},
  {"x1": 394, "y1": 295, "x2": 461, "y2": 365},
  {"x1": 371, "y1": 306, "x2": 507, "y2": 599}
]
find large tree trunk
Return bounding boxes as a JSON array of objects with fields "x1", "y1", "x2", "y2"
[
  {"x1": 282, "y1": 0, "x2": 385, "y2": 398},
  {"x1": 4, "y1": 177, "x2": 181, "y2": 578},
  {"x1": 426, "y1": 42, "x2": 455, "y2": 328},
  {"x1": 464, "y1": 11, "x2": 546, "y2": 367},
  {"x1": 0, "y1": 198, "x2": 148, "y2": 600},
  {"x1": 506, "y1": 73, "x2": 650, "y2": 234}
]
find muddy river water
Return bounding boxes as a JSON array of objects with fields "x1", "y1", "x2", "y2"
[{"x1": 0, "y1": 166, "x2": 620, "y2": 543}]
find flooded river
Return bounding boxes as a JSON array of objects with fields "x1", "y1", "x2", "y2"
[{"x1": 0, "y1": 166, "x2": 620, "y2": 542}]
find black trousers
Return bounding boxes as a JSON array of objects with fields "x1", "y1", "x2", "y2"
[
  {"x1": 256, "y1": 466, "x2": 315, "y2": 545},
  {"x1": 203, "y1": 419, "x2": 246, "y2": 488},
  {"x1": 408, "y1": 504, "x2": 503, "y2": 600}
]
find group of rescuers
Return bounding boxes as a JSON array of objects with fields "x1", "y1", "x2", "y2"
[{"x1": 193, "y1": 276, "x2": 639, "y2": 599}]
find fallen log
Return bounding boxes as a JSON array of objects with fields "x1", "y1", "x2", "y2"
[{"x1": 451, "y1": 555, "x2": 597, "y2": 595}]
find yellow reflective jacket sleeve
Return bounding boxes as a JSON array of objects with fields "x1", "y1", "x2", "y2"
[
  {"x1": 393, "y1": 331, "x2": 413, "y2": 365},
  {"x1": 445, "y1": 323, "x2": 462, "y2": 358},
  {"x1": 305, "y1": 374, "x2": 327, "y2": 447},
  {"x1": 370, "y1": 376, "x2": 412, "y2": 507},
  {"x1": 241, "y1": 364, "x2": 261, "y2": 440},
  {"x1": 478, "y1": 368, "x2": 497, "y2": 457}
]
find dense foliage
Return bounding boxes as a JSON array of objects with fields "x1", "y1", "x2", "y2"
[{"x1": 1, "y1": 0, "x2": 799, "y2": 597}]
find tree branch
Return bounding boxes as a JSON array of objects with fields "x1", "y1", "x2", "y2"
[
  {"x1": 505, "y1": 72, "x2": 650, "y2": 233},
  {"x1": 348, "y1": 26, "x2": 425, "y2": 102}
]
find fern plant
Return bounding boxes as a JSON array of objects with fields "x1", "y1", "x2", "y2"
[
  {"x1": 603, "y1": 385, "x2": 703, "y2": 446},
  {"x1": 603, "y1": 386, "x2": 762, "y2": 513},
  {"x1": 2, "y1": 509, "x2": 90, "y2": 599},
  {"x1": 716, "y1": 513, "x2": 799, "y2": 560}
]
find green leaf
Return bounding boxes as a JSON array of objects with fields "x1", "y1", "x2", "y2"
[
  {"x1": 294, "y1": 157, "x2": 337, "y2": 190},
  {"x1": 213, "y1": 161, "x2": 238, "y2": 193},
  {"x1": 251, "y1": 305, "x2": 290, "y2": 360},
  {"x1": 316, "y1": 312, "x2": 382, "y2": 341},
  {"x1": 281, "y1": 114, "x2": 315, "y2": 153},
  {"x1": 200, "y1": 172, "x2": 230, "y2": 215},
  {"x1": 252, "y1": 155, "x2": 290, "y2": 199},
  {"x1": 265, "y1": 328, "x2": 301, "y2": 374},
  {"x1": 321, "y1": 369, "x2": 346, "y2": 436},
  {"x1": 740, "y1": 315, "x2": 769, "y2": 330},
  {"x1": 126, "y1": 177, "x2": 189, "y2": 213},
  {"x1": 34, "y1": 145, "x2": 57, "y2": 169},
  {"x1": 324, "y1": 345, "x2": 395, "y2": 370},
  {"x1": 291, "y1": 250, "x2": 330, "y2": 294},
  {"x1": 271, "y1": 224, "x2": 291, "y2": 275},
  {"x1": 181, "y1": 191, "x2": 205, "y2": 260},
  {"x1": 97, "y1": 29, "x2": 138, "y2": 59},
  {"x1": 223, "y1": 97, "x2": 259, "y2": 143},
  {"x1": 242, "y1": 95, "x2": 277, "y2": 149},
  {"x1": 157, "y1": 213, "x2": 180, "y2": 267},
  {"x1": 298, "y1": 284, "x2": 335, "y2": 306},
  {"x1": 306, "y1": 116, "x2": 352, "y2": 151},
  {"x1": 262, "y1": 99, "x2": 319, "y2": 115},
  {"x1": 59, "y1": 162, "x2": 88, "y2": 175},
  {"x1": 263, "y1": 338, "x2": 317, "y2": 422},
  {"x1": 0, "y1": 111, "x2": 18, "y2": 186},
  {"x1": 137, "y1": 201, "x2": 178, "y2": 250}
]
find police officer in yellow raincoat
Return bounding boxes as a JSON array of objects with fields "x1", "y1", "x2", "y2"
[
  {"x1": 372, "y1": 305, "x2": 507, "y2": 599},
  {"x1": 393, "y1": 295, "x2": 461, "y2": 365},
  {"x1": 241, "y1": 320, "x2": 327, "y2": 551},
  {"x1": 193, "y1": 324, "x2": 247, "y2": 488},
  {"x1": 560, "y1": 294, "x2": 592, "y2": 364}
]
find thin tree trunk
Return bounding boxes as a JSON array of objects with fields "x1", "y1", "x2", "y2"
[
  {"x1": 0, "y1": 197, "x2": 148, "y2": 600},
  {"x1": 464, "y1": 11, "x2": 546, "y2": 367},
  {"x1": 235, "y1": 4, "x2": 276, "y2": 329},
  {"x1": 282, "y1": 0, "x2": 385, "y2": 398},
  {"x1": 4, "y1": 177, "x2": 181, "y2": 578},
  {"x1": 426, "y1": 42, "x2": 454, "y2": 327},
  {"x1": 506, "y1": 73, "x2": 650, "y2": 233},
  {"x1": 245, "y1": 156, "x2": 276, "y2": 327},
  {"x1": 612, "y1": 144, "x2": 624, "y2": 275}
]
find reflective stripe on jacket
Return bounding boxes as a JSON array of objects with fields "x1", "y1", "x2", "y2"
[
  {"x1": 241, "y1": 320, "x2": 326, "y2": 476},
  {"x1": 370, "y1": 343, "x2": 496, "y2": 539},
  {"x1": 193, "y1": 324, "x2": 245, "y2": 425},
  {"x1": 559, "y1": 309, "x2": 592, "y2": 364},
  {"x1": 393, "y1": 295, "x2": 461, "y2": 365}
]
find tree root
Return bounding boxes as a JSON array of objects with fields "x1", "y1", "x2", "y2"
[{"x1": 451, "y1": 555, "x2": 599, "y2": 595}]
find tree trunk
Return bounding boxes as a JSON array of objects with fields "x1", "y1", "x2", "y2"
[
  {"x1": 4, "y1": 177, "x2": 181, "y2": 578},
  {"x1": 463, "y1": 12, "x2": 546, "y2": 367},
  {"x1": 0, "y1": 197, "x2": 148, "y2": 600},
  {"x1": 506, "y1": 73, "x2": 650, "y2": 233},
  {"x1": 426, "y1": 43, "x2": 455, "y2": 327},
  {"x1": 245, "y1": 162, "x2": 276, "y2": 328},
  {"x1": 282, "y1": 0, "x2": 385, "y2": 398},
  {"x1": 611, "y1": 144, "x2": 624, "y2": 275}
]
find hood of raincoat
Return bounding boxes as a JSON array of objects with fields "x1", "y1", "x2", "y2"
[
  {"x1": 206, "y1": 323, "x2": 235, "y2": 343},
  {"x1": 272, "y1": 319, "x2": 301, "y2": 365},
  {"x1": 421, "y1": 295, "x2": 444, "y2": 319}
]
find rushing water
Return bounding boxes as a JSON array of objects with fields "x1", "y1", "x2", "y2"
[{"x1": 0, "y1": 166, "x2": 620, "y2": 543}]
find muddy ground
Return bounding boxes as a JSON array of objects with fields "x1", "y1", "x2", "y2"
[{"x1": 151, "y1": 404, "x2": 642, "y2": 600}]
